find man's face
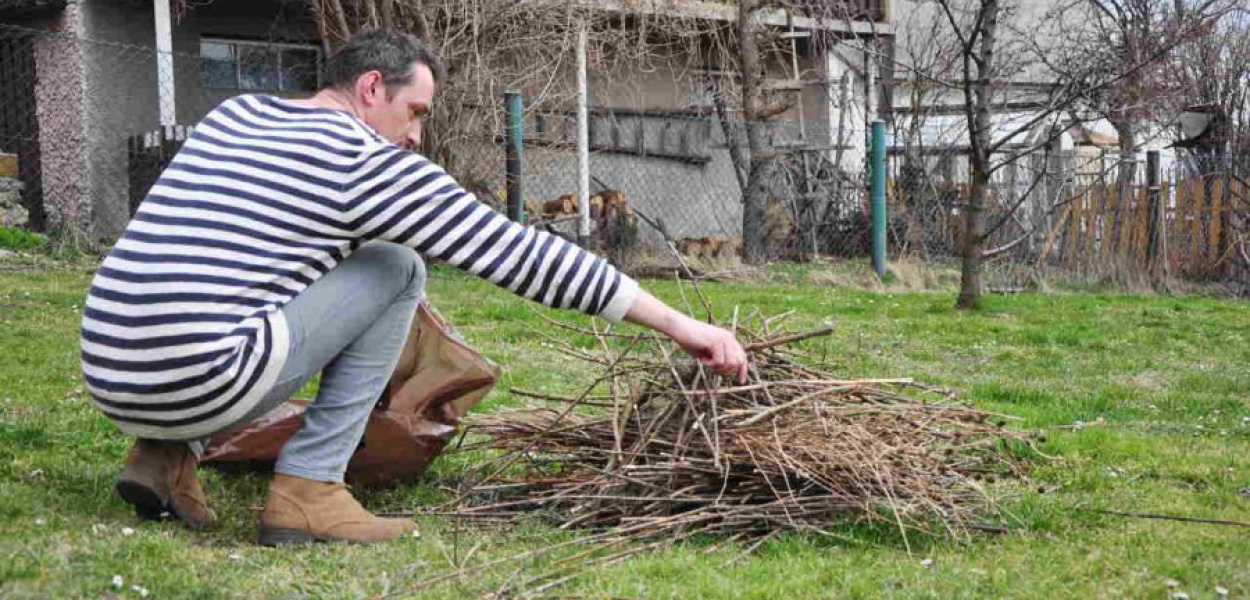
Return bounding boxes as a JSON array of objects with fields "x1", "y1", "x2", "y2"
[{"x1": 360, "y1": 62, "x2": 435, "y2": 150}]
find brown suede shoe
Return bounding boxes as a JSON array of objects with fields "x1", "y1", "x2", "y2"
[
  {"x1": 115, "y1": 438, "x2": 218, "y2": 530},
  {"x1": 258, "y1": 473, "x2": 418, "y2": 546}
]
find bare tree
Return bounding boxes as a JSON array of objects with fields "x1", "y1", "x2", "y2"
[
  {"x1": 1078, "y1": 0, "x2": 1236, "y2": 181},
  {"x1": 1168, "y1": 9, "x2": 1250, "y2": 169},
  {"x1": 732, "y1": 0, "x2": 794, "y2": 264},
  {"x1": 909, "y1": 0, "x2": 1234, "y2": 308}
]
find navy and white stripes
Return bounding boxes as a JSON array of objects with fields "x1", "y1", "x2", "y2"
[{"x1": 83, "y1": 94, "x2": 638, "y2": 440}]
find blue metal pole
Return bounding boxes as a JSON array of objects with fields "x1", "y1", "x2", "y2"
[
  {"x1": 505, "y1": 91, "x2": 525, "y2": 223},
  {"x1": 870, "y1": 119, "x2": 888, "y2": 279}
]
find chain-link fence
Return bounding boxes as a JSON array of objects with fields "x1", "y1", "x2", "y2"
[
  {"x1": 437, "y1": 110, "x2": 873, "y2": 272},
  {"x1": 0, "y1": 14, "x2": 323, "y2": 240},
  {"x1": 1, "y1": 18, "x2": 1245, "y2": 289}
]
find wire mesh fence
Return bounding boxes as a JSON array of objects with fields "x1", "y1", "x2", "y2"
[
  {"x1": 0, "y1": 19, "x2": 1245, "y2": 290},
  {"x1": 437, "y1": 110, "x2": 873, "y2": 270},
  {"x1": 0, "y1": 18, "x2": 324, "y2": 240}
]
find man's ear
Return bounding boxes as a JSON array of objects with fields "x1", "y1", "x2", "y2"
[{"x1": 355, "y1": 70, "x2": 386, "y2": 108}]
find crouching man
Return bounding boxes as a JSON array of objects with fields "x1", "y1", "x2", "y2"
[{"x1": 81, "y1": 28, "x2": 748, "y2": 546}]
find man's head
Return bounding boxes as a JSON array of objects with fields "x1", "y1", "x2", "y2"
[{"x1": 321, "y1": 28, "x2": 443, "y2": 149}]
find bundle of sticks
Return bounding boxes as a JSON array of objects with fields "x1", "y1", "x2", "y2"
[
  {"x1": 444, "y1": 312, "x2": 1029, "y2": 534},
  {"x1": 414, "y1": 312, "x2": 1032, "y2": 594}
]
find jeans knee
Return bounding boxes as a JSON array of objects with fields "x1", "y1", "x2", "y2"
[
  {"x1": 356, "y1": 242, "x2": 425, "y2": 296},
  {"x1": 405, "y1": 252, "x2": 426, "y2": 296}
]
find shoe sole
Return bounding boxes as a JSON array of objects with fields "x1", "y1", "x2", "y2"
[
  {"x1": 256, "y1": 526, "x2": 413, "y2": 547},
  {"x1": 258, "y1": 526, "x2": 317, "y2": 547},
  {"x1": 115, "y1": 479, "x2": 169, "y2": 521},
  {"x1": 116, "y1": 479, "x2": 217, "y2": 530}
]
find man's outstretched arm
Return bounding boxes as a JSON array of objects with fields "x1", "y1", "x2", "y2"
[{"x1": 623, "y1": 290, "x2": 749, "y2": 384}]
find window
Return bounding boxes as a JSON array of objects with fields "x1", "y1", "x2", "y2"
[{"x1": 201, "y1": 38, "x2": 321, "y2": 92}]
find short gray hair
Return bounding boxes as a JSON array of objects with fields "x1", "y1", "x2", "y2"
[{"x1": 321, "y1": 28, "x2": 443, "y2": 94}]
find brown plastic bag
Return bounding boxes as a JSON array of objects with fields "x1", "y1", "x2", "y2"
[{"x1": 201, "y1": 301, "x2": 500, "y2": 486}]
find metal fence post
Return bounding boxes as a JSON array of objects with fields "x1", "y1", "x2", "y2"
[
  {"x1": 870, "y1": 119, "x2": 887, "y2": 279},
  {"x1": 1146, "y1": 150, "x2": 1160, "y2": 268},
  {"x1": 505, "y1": 91, "x2": 525, "y2": 224}
]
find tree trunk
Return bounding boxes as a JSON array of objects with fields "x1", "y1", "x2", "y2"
[
  {"x1": 956, "y1": 0, "x2": 1000, "y2": 309},
  {"x1": 958, "y1": 164, "x2": 990, "y2": 308},
  {"x1": 738, "y1": 0, "x2": 769, "y2": 264}
]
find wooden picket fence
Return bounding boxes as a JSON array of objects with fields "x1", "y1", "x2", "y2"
[{"x1": 1045, "y1": 174, "x2": 1249, "y2": 278}]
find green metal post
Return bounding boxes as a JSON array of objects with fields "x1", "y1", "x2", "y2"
[
  {"x1": 505, "y1": 91, "x2": 525, "y2": 223},
  {"x1": 870, "y1": 119, "x2": 887, "y2": 279}
]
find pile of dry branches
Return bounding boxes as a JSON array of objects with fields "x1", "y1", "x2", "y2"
[{"x1": 436, "y1": 312, "x2": 1032, "y2": 550}]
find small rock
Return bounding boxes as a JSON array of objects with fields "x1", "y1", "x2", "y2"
[
  {"x1": 1165, "y1": 578, "x2": 1181, "y2": 588},
  {"x1": 111, "y1": 575, "x2": 124, "y2": 588},
  {"x1": 1170, "y1": 593, "x2": 1189, "y2": 600},
  {"x1": 228, "y1": 552, "x2": 243, "y2": 561},
  {"x1": 34, "y1": 518, "x2": 45, "y2": 526},
  {"x1": 1215, "y1": 586, "x2": 1228, "y2": 597},
  {"x1": 920, "y1": 558, "x2": 933, "y2": 568},
  {"x1": 121, "y1": 527, "x2": 135, "y2": 536}
]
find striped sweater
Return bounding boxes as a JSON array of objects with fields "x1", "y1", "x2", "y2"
[{"x1": 83, "y1": 94, "x2": 639, "y2": 440}]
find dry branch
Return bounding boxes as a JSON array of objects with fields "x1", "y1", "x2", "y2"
[{"x1": 412, "y1": 312, "x2": 1037, "y2": 596}]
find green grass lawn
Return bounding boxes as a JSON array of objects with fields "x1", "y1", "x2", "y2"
[{"x1": 1, "y1": 261, "x2": 1246, "y2": 599}]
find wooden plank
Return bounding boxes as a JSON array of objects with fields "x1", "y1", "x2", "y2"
[
  {"x1": 1170, "y1": 179, "x2": 1185, "y2": 272},
  {"x1": 1066, "y1": 189, "x2": 1084, "y2": 263},
  {"x1": 1038, "y1": 203, "x2": 1073, "y2": 267},
  {"x1": 1084, "y1": 186, "x2": 1098, "y2": 261},
  {"x1": 1190, "y1": 179, "x2": 1204, "y2": 275},
  {"x1": 1135, "y1": 185, "x2": 1150, "y2": 263},
  {"x1": 1100, "y1": 184, "x2": 1116, "y2": 257},
  {"x1": 0, "y1": 153, "x2": 16, "y2": 178},
  {"x1": 1157, "y1": 181, "x2": 1171, "y2": 268},
  {"x1": 1119, "y1": 183, "x2": 1137, "y2": 259},
  {"x1": 1209, "y1": 176, "x2": 1224, "y2": 266},
  {"x1": 1181, "y1": 179, "x2": 1196, "y2": 273}
]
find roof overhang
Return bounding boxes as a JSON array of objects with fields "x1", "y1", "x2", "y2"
[{"x1": 583, "y1": 0, "x2": 893, "y2": 37}]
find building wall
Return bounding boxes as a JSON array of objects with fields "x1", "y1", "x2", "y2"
[
  {"x1": 512, "y1": 39, "x2": 871, "y2": 245},
  {"x1": 167, "y1": 0, "x2": 318, "y2": 121},
  {"x1": 77, "y1": 0, "x2": 159, "y2": 238},
  {"x1": 72, "y1": 0, "x2": 317, "y2": 239},
  {"x1": 60, "y1": 0, "x2": 869, "y2": 243},
  {"x1": 33, "y1": 1, "x2": 88, "y2": 237}
]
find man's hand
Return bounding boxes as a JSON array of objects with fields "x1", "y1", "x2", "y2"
[
  {"x1": 623, "y1": 290, "x2": 749, "y2": 383},
  {"x1": 666, "y1": 315, "x2": 749, "y2": 383}
]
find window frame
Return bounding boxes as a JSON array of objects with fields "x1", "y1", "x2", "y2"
[{"x1": 200, "y1": 36, "x2": 323, "y2": 92}]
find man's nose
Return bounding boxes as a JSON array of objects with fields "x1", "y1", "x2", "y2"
[{"x1": 407, "y1": 123, "x2": 422, "y2": 149}]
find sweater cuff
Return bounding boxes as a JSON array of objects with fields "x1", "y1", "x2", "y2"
[{"x1": 597, "y1": 275, "x2": 640, "y2": 323}]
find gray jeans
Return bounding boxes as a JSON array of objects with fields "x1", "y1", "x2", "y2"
[{"x1": 193, "y1": 242, "x2": 425, "y2": 483}]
